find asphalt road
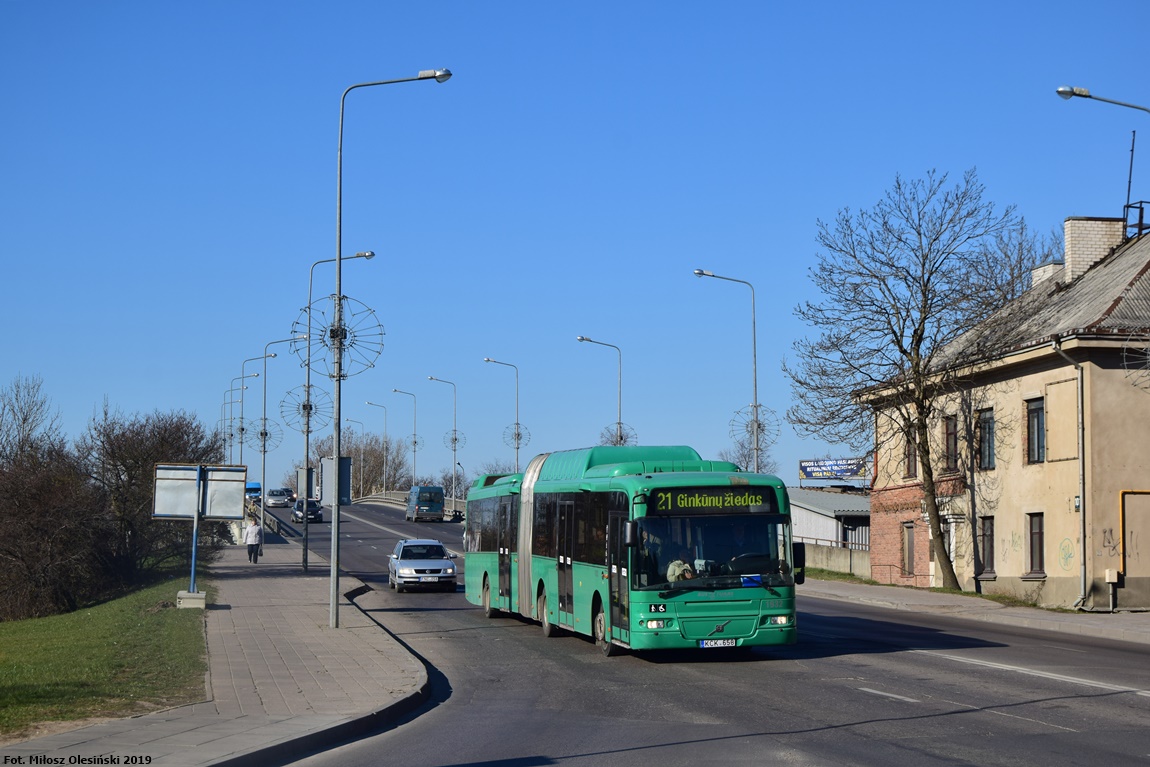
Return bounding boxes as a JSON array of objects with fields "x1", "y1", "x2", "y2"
[{"x1": 270, "y1": 503, "x2": 1150, "y2": 767}]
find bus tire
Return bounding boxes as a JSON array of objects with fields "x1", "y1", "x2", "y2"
[
  {"x1": 594, "y1": 604, "x2": 621, "y2": 657},
  {"x1": 482, "y1": 579, "x2": 499, "y2": 619},
  {"x1": 539, "y1": 593, "x2": 557, "y2": 638}
]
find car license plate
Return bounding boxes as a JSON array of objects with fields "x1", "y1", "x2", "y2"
[
  {"x1": 699, "y1": 639, "x2": 736, "y2": 648},
  {"x1": 419, "y1": 576, "x2": 438, "y2": 583}
]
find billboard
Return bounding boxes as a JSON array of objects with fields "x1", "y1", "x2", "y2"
[
  {"x1": 153, "y1": 464, "x2": 247, "y2": 520},
  {"x1": 798, "y1": 457, "x2": 867, "y2": 481}
]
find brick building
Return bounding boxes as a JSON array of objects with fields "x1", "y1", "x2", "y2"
[{"x1": 865, "y1": 216, "x2": 1150, "y2": 609}]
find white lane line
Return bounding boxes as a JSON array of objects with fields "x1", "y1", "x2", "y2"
[
  {"x1": 342, "y1": 510, "x2": 464, "y2": 557},
  {"x1": 858, "y1": 688, "x2": 920, "y2": 703},
  {"x1": 916, "y1": 650, "x2": 1150, "y2": 697}
]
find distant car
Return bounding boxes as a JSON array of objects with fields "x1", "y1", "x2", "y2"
[
  {"x1": 388, "y1": 538, "x2": 457, "y2": 593},
  {"x1": 291, "y1": 499, "x2": 323, "y2": 523},
  {"x1": 265, "y1": 488, "x2": 293, "y2": 508}
]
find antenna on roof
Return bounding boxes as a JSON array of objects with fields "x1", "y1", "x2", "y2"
[{"x1": 1127, "y1": 130, "x2": 1136, "y2": 214}]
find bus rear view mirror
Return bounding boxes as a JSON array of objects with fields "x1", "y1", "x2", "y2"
[
  {"x1": 792, "y1": 542, "x2": 806, "y2": 585},
  {"x1": 625, "y1": 520, "x2": 638, "y2": 548}
]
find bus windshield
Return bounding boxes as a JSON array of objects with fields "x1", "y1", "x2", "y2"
[{"x1": 633, "y1": 514, "x2": 793, "y2": 591}]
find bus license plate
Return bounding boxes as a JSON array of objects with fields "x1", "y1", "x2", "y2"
[
  {"x1": 700, "y1": 639, "x2": 736, "y2": 648},
  {"x1": 419, "y1": 576, "x2": 438, "y2": 582}
]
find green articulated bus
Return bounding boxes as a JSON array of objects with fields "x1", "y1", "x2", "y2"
[{"x1": 463, "y1": 445, "x2": 806, "y2": 656}]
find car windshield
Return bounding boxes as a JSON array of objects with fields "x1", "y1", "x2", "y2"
[{"x1": 402, "y1": 544, "x2": 446, "y2": 559}]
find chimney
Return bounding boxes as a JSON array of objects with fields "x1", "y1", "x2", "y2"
[
  {"x1": 1030, "y1": 261, "x2": 1064, "y2": 287},
  {"x1": 1063, "y1": 217, "x2": 1125, "y2": 282}
]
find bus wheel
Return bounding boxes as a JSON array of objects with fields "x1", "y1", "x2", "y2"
[
  {"x1": 482, "y1": 579, "x2": 499, "y2": 619},
  {"x1": 593, "y1": 605, "x2": 621, "y2": 657},
  {"x1": 539, "y1": 593, "x2": 557, "y2": 638}
]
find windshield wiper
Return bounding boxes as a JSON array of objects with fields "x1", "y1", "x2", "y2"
[{"x1": 658, "y1": 576, "x2": 782, "y2": 599}]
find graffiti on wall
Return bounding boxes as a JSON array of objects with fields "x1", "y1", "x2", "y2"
[{"x1": 1058, "y1": 538, "x2": 1074, "y2": 571}]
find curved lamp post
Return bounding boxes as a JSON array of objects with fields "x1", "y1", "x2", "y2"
[
  {"x1": 240, "y1": 355, "x2": 271, "y2": 466},
  {"x1": 428, "y1": 375, "x2": 458, "y2": 507},
  {"x1": 694, "y1": 269, "x2": 761, "y2": 472},
  {"x1": 261, "y1": 337, "x2": 305, "y2": 532},
  {"x1": 227, "y1": 374, "x2": 256, "y2": 462},
  {"x1": 576, "y1": 336, "x2": 623, "y2": 445},
  {"x1": 301, "y1": 251, "x2": 372, "y2": 573},
  {"x1": 330, "y1": 68, "x2": 450, "y2": 629},
  {"x1": 484, "y1": 357, "x2": 520, "y2": 471},
  {"x1": 365, "y1": 400, "x2": 388, "y2": 494},
  {"x1": 1056, "y1": 85, "x2": 1150, "y2": 116},
  {"x1": 392, "y1": 389, "x2": 417, "y2": 486}
]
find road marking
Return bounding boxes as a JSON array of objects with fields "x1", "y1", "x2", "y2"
[
  {"x1": 859, "y1": 688, "x2": 919, "y2": 703},
  {"x1": 342, "y1": 509, "x2": 464, "y2": 557},
  {"x1": 916, "y1": 650, "x2": 1150, "y2": 697}
]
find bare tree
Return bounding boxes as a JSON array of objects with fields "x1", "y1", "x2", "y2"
[
  {"x1": 0, "y1": 374, "x2": 62, "y2": 461},
  {"x1": 783, "y1": 169, "x2": 1050, "y2": 591},
  {"x1": 718, "y1": 437, "x2": 778, "y2": 475},
  {"x1": 0, "y1": 377, "x2": 101, "y2": 618},
  {"x1": 477, "y1": 458, "x2": 516, "y2": 476},
  {"x1": 77, "y1": 403, "x2": 227, "y2": 584}
]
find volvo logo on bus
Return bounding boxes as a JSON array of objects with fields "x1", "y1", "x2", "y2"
[{"x1": 708, "y1": 620, "x2": 731, "y2": 636}]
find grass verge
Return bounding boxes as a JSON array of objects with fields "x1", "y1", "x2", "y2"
[{"x1": 0, "y1": 573, "x2": 210, "y2": 739}]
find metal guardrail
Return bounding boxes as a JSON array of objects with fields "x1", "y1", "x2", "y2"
[{"x1": 795, "y1": 535, "x2": 868, "y2": 551}]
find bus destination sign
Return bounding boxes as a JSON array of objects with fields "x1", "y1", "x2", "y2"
[{"x1": 649, "y1": 486, "x2": 778, "y2": 515}]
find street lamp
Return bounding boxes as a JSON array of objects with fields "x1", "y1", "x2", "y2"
[
  {"x1": 694, "y1": 268, "x2": 761, "y2": 472},
  {"x1": 365, "y1": 401, "x2": 388, "y2": 494},
  {"x1": 330, "y1": 68, "x2": 450, "y2": 629},
  {"x1": 1056, "y1": 85, "x2": 1150, "y2": 116},
  {"x1": 576, "y1": 336, "x2": 624, "y2": 445},
  {"x1": 305, "y1": 252, "x2": 374, "y2": 492},
  {"x1": 240, "y1": 355, "x2": 271, "y2": 466},
  {"x1": 227, "y1": 374, "x2": 256, "y2": 462},
  {"x1": 261, "y1": 338, "x2": 304, "y2": 533},
  {"x1": 344, "y1": 418, "x2": 365, "y2": 499},
  {"x1": 392, "y1": 389, "x2": 417, "y2": 485},
  {"x1": 221, "y1": 392, "x2": 243, "y2": 462},
  {"x1": 428, "y1": 375, "x2": 458, "y2": 508},
  {"x1": 484, "y1": 357, "x2": 521, "y2": 471}
]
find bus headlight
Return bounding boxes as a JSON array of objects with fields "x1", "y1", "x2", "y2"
[
  {"x1": 768, "y1": 615, "x2": 790, "y2": 625},
  {"x1": 645, "y1": 619, "x2": 666, "y2": 629}
]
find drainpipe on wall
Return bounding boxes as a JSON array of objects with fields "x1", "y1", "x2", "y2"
[{"x1": 1052, "y1": 338, "x2": 1088, "y2": 608}]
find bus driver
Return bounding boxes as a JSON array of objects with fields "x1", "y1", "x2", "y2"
[{"x1": 666, "y1": 548, "x2": 697, "y2": 582}]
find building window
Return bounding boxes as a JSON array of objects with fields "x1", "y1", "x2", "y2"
[
  {"x1": 1027, "y1": 513, "x2": 1045, "y2": 575},
  {"x1": 904, "y1": 431, "x2": 918, "y2": 478},
  {"x1": 977, "y1": 409, "x2": 995, "y2": 470},
  {"x1": 902, "y1": 522, "x2": 915, "y2": 575},
  {"x1": 943, "y1": 415, "x2": 958, "y2": 472},
  {"x1": 1026, "y1": 399, "x2": 1045, "y2": 464},
  {"x1": 978, "y1": 516, "x2": 995, "y2": 576}
]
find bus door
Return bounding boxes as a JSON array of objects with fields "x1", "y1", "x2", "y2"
[
  {"x1": 607, "y1": 512, "x2": 629, "y2": 644},
  {"x1": 497, "y1": 498, "x2": 513, "y2": 610},
  {"x1": 557, "y1": 500, "x2": 574, "y2": 628}
]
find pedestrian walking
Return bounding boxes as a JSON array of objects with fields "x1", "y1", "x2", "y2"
[{"x1": 244, "y1": 516, "x2": 263, "y2": 563}]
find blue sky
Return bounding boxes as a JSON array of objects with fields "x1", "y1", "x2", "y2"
[{"x1": 2, "y1": 2, "x2": 1145, "y2": 490}]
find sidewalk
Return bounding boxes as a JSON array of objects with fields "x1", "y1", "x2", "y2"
[
  {"x1": 800, "y1": 577, "x2": 1150, "y2": 646},
  {"x1": 3, "y1": 550, "x2": 1149, "y2": 767},
  {"x1": 0, "y1": 539, "x2": 427, "y2": 767}
]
